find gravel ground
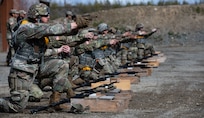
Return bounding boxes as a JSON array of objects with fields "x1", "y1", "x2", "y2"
[{"x1": 0, "y1": 42, "x2": 204, "y2": 118}]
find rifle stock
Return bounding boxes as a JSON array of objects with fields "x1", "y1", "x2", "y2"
[{"x1": 30, "y1": 98, "x2": 70, "y2": 114}]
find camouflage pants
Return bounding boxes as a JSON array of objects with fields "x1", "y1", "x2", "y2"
[
  {"x1": 144, "y1": 43, "x2": 155, "y2": 56},
  {"x1": 119, "y1": 49, "x2": 128, "y2": 65},
  {"x1": 137, "y1": 43, "x2": 145, "y2": 60},
  {"x1": 38, "y1": 59, "x2": 72, "y2": 92},
  {"x1": 97, "y1": 58, "x2": 115, "y2": 74},
  {"x1": 127, "y1": 46, "x2": 138, "y2": 62},
  {"x1": 1, "y1": 68, "x2": 37, "y2": 112},
  {"x1": 68, "y1": 56, "x2": 80, "y2": 81},
  {"x1": 0, "y1": 58, "x2": 71, "y2": 113}
]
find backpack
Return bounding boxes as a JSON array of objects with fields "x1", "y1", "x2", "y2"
[{"x1": 10, "y1": 20, "x2": 29, "y2": 51}]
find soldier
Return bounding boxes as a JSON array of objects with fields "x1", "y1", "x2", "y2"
[
  {"x1": 46, "y1": 29, "x2": 95, "y2": 88},
  {"x1": 93, "y1": 23, "x2": 119, "y2": 75},
  {"x1": 0, "y1": 3, "x2": 89, "y2": 113},
  {"x1": 6, "y1": 9, "x2": 19, "y2": 66},
  {"x1": 65, "y1": 10, "x2": 74, "y2": 21},
  {"x1": 118, "y1": 27, "x2": 140, "y2": 65},
  {"x1": 135, "y1": 23, "x2": 157, "y2": 60},
  {"x1": 74, "y1": 28, "x2": 118, "y2": 84},
  {"x1": 17, "y1": 10, "x2": 27, "y2": 23}
]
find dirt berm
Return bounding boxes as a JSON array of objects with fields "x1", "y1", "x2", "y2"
[{"x1": 90, "y1": 4, "x2": 204, "y2": 46}]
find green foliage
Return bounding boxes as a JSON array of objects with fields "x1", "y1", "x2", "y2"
[
  {"x1": 147, "y1": 1, "x2": 154, "y2": 6},
  {"x1": 192, "y1": 6, "x2": 204, "y2": 14},
  {"x1": 182, "y1": 0, "x2": 189, "y2": 5},
  {"x1": 49, "y1": 0, "x2": 203, "y2": 19},
  {"x1": 158, "y1": 0, "x2": 180, "y2": 6}
]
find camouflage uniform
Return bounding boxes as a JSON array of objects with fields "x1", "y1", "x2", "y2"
[
  {"x1": 95, "y1": 23, "x2": 119, "y2": 74},
  {"x1": 135, "y1": 23, "x2": 156, "y2": 60},
  {"x1": 75, "y1": 28, "x2": 115, "y2": 82},
  {"x1": 0, "y1": 3, "x2": 77, "y2": 113},
  {"x1": 109, "y1": 29, "x2": 138, "y2": 66},
  {"x1": 47, "y1": 33, "x2": 87, "y2": 87},
  {"x1": 6, "y1": 9, "x2": 19, "y2": 66}
]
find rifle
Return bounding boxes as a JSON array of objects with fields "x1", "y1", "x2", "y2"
[
  {"x1": 74, "y1": 80, "x2": 117, "y2": 98},
  {"x1": 119, "y1": 62, "x2": 151, "y2": 69},
  {"x1": 30, "y1": 80, "x2": 117, "y2": 114},
  {"x1": 73, "y1": 76, "x2": 111, "y2": 90},
  {"x1": 30, "y1": 98, "x2": 70, "y2": 114},
  {"x1": 104, "y1": 71, "x2": 138, "y2": 76}
]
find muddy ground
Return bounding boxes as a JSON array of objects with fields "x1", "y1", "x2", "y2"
[{"x1": 0, "y1": 42, "x2": 203, "y2": 118}]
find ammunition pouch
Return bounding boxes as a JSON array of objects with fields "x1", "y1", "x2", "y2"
[
  {"x1": 15, "y1": 43, "x2": 40, "y2": 64},
  {"x1": 79, "y1": 53, "x2": 95, "y2": 68},
  {"x1": 92, "y1": 49, "x2": 105, "y2": 59},
  {"x1": 97, "y1": 58, "x2": 106, "y2": 66},
  {"x1": 12, "y1": 53, "x2": 39, "y2": 74},
  {"x1": 104, "y1": 48, "x2": 116, "y2": 57}
]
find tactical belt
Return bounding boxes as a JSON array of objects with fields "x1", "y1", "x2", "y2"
[{"x1": 82, "y1": 66, "x2": 92, "y2": 71}]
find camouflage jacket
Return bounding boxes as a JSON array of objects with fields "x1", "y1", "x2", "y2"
[
  {"x1": 75, "y1": 37, "x2": 111, "y2": 55},
  {"x1": 12, "y1": 19, "x2": 74, "y2": 73},
  {"x1": 6, "y1": 16, "x2": 17, "y2": 40}
]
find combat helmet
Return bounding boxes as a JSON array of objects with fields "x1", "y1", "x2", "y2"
[
  {"x1": 66, "y1": 10, "x2": 73, "y2": 16},
  {"x1": 97, "y1": 23, "x2": 109, "y2": 33},
  {"x1": 27, "y1": 3, "x2": 50, "y2": 19},
  {"x1": 9, "y1": 9, "x2": 19, "y2": 15},
  {"x1": 70, "y1": 103, "x2": 85, "y2": 113},
  {"x1": 135, "y1": 23, "x2": 144, "y2": 31},
  {"x1": 19, "y1": 10, "x2": 27, "y2": 15}
]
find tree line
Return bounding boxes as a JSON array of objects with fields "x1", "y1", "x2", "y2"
[{"x1": 50, "y1": 0, "x2": 204, "y2": 19}]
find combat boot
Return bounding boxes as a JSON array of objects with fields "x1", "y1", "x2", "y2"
[
  {"x1": 72, "y1": 78, "x2": 85, "y2": 85},
  {"x1": 49, "y1": 92, "x2": 69, "y2": 111},
  {"x1": 67, "y1": 88, "x2": 76, "y2": 98},
  {"x1": 68, "y1": 76, "x2": 78, "y2": 89},
  {"x1": 0, "y1": 98, "x2": 18, "y2": 113}
]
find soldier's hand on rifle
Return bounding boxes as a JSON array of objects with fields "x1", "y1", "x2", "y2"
[
  {"x1": 109, "y1": 39, "x2": 118, "y2": 45},
  {"x1": 57, "y1": 45, "x2": 70, "y2": 53},
  {"x1": 122, "y1": 32, "x2": 132, "y2": 37},
  {"x1": 152, "y1": 28, "x2": 157, "y2": 33}
]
